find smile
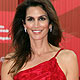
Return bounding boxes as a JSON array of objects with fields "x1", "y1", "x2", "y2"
[
  {"x1": 32, "y1": 30, "x2": 42, "y2": 32},
  {"x1": 32, "y1": 30, "x2": 42, "y2": 34}
]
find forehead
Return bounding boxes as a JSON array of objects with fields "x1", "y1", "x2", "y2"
[{"x1": 26, "y1": 6, "x2": 48, "y2": 17}]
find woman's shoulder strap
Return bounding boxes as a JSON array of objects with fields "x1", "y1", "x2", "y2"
[{"x1": 54, "y1": 48, "x2": 64, "y2": 58}]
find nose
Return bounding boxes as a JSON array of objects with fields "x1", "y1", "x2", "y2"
[{"x1": 34, "y1": 19, "x2": 39, "y2": 28}]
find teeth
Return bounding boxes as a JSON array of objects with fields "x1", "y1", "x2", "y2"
[{"x1": 32, "y1": 30, "x2": 41, "y2": 32}]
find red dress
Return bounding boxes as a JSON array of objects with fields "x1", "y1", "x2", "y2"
[{"x1": 14, "y1": 48, "x2": 66, "y2": 80}]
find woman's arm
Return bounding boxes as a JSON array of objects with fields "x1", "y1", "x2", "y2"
[
  {"x1": 1, "y1": 60, "x2": 13, "y2": 80},
  {"x1": 65, "y1": 50, "x2": 79, "y2": 80}
]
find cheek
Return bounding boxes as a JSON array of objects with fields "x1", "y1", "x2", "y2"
[
  {"x1": 39, "y1": 21, "x2": 49, "y2": 27},
  {"x1": 25, "y1": 23, "x2": 33, "y2": 29}
]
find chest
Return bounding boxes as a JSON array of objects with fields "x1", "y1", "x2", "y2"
[
  {"x1": 14, "y1": 57, "x2": 67, "y2": 80},
  {"x1": 22, "y1": 53, "x2": 55, "y2": 70}
]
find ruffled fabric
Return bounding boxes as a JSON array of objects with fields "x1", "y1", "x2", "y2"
[{"x1": 14, "y1": 57, "x2": 66, "y2": 80}]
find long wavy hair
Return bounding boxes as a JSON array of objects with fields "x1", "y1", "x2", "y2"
[{"x1": 8, "y1": 0, "x2": 62, "y2": 75}]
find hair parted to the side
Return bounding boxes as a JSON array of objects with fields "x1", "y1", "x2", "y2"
[{"x1": 8, "y1": 0, "x2": 62, "y2": 75}]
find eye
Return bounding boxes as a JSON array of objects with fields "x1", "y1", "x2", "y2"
[
  {"x1": 39, "y1": 16, "x2": 46, "y2": 21},
  {"x1": 26, "y1": 17, "x2": 34, "y2": 21}
]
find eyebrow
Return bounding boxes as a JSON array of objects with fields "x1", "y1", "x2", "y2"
[{"x1": 26, "y1": 15, "x2": 48, "y2": 18}]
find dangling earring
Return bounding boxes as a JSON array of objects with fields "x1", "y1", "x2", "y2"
[
  {"x1": 50, "y1": 27, "x2": 52, "y2": 32},
  {"x1": 24, "y1": 28, "x2": 26, "y2": 32}
]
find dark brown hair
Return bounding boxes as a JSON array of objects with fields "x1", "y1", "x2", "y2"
[{"x1": 8, "y1": 0, "x2": 62, "y2": 75}]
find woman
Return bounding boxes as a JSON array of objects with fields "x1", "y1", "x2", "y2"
[{"x1": 1, "y1": 0, "x2": 79, "y2": 80}]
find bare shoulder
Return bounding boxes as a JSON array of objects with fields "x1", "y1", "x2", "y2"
[
  {"x1": 1, "y1": 53, "x2": 15, "y2": 80},
  {"x1": 5, "y1": 52, "x2": 15, "y2": 58},
  {"x1": 58, "y1": 49, "x2": 78, "y2": 69},
  {"x1": 59, "y1": 49, "x2": 79, "y2": 80},
  {"x1": 1, "y1": 52, "x2": 15, "y2": 71},
  {"x1": 59, "y1": 49, "x2": 77, "y2": 61},
  {"x1": 2, "y1": 53, "x2": 15, "y2": 67}
]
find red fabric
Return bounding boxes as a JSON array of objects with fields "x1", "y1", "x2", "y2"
[{"x1": 14, "y1": 49, "x2": 66, "y2": 80}]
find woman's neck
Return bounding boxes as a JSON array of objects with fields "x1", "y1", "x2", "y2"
[{"x1": 30, "y1": 38, "x2": 53, "y2": 56}]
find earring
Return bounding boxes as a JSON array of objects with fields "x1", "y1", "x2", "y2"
[
  {"x1": 24, "y1": 28, "x2": 26, "y2": 32},
  {"x1": 50, "y1": 27, "x2": 52, "y2": 32}
]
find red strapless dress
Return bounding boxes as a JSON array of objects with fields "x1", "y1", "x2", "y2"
[{"x1": 14, "y1": 48, "x2": 66, "y2": 80}]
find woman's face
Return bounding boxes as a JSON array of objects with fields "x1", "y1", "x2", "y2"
[{"x1": 24, "y1": 6, "x2": 52, "y2": 40}]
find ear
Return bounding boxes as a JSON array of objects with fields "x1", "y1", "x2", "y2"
[
  {"x1": 49, "y1": 24, "x2": 52, "y2": 29},
  {"x1": 22, "y1": 20, "x2": 27, "y2": 29},
  {"x1": 23, "y1": 24, "x2": 27, "y2": 32},
  {"x1": 23, "y1": 24, "x2": 26, "y2": 29}
]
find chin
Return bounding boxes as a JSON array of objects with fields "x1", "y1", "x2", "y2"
[
  {"x1": 29, "y1": 33, "x2": 48, "y2": 40},
  {"x1": 32, "y1": 37, "x2": 43, "y2": 40},
  {"x1": 31, "y1": 35, "x2": 48, "y2": 41}
]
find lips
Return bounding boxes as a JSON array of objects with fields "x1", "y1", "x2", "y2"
[
  {"x1": 32, "y1": 30, "x2": 42, "y2": 32},
  {"x1": 32, "y1": 30, "x2": 42, "y2": 34}
]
